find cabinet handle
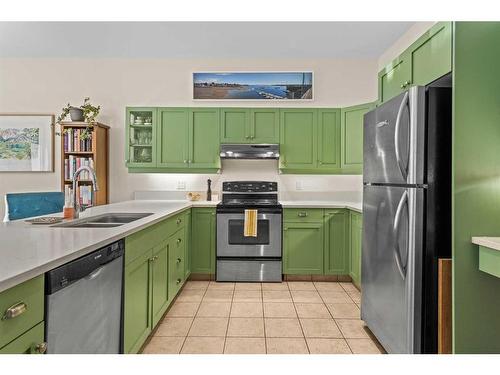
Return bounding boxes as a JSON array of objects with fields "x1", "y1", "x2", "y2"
[
  {"x1": 188, "y1": 160, "x2": 192, "y2": 163},
  {"x1": 176, "y1": 278, "x2": 182, "y2": 284},
  {"x1": 2, "y1": 302, "x2": 27, "y2": 320},
  {"x1": 297, "y1": 212, "x2": 308, "y2": 217},
  {"x1": 33, "y1": 342, "x2": 47, "y2": 354},
  {"x1": 176, "y1": 258, "x2": 182, "y2": 263},
  {"x1": 183, "y1": 160, "x2": 187, "y2": 163},
  {"x1": 177, "y1": 238, "x2": 182, "y2": 244},
  {"x1": 245, "y1": 135, "x2": 250, "y2": 139},
  {"x1": 176, "y1": 218, "x2": 182, "y2": 224},
  {"x1": 318, "y1": 161, "x2": 323, "y2": 165},
  {"x1": 284, "y1": 228, "x2": 288, "y2": 231}
]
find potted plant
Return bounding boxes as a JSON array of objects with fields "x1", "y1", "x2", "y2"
[{"x1": 57, "y1": 97, "x2": 101, "y2": 139}]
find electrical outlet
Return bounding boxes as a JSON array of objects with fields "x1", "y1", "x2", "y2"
[
  {"x1": 177, "y1": 181, "x2": 186, "y2": 190},
  {"x1": 295, "y1": 181, "x2": 303, "y2": 190}
]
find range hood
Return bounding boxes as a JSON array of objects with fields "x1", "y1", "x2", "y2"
[{"x1": 220, "y1": 144, "x2": 280, "y2": 159}]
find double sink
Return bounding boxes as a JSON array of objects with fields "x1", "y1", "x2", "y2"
[{"x1": 52, "y1": 212, "x2": 153, "y2": 228}]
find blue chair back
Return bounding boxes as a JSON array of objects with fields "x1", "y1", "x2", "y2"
[{"x1": 5, "y1": 192, "x2": 64, "y2": 221}]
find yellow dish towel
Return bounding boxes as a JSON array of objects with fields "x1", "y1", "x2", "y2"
[{"x1": 244, "y1": 209, "x2": 258, "y2": 237}]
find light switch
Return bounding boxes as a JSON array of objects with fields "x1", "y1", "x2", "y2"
[
  {"x1": 296, "y1": 181, "x2": 303, "y2": 190},
  {"x1": 177, "y1": 181, "x2": 186, "y2": 190}
]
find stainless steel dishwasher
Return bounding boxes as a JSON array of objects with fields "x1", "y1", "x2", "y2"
[{"x1": 45, "y1": 240, "x2": 124, "y2": 354}]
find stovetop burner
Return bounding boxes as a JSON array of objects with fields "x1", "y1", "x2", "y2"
[{"x1": 218, "y1": 181, "x2": 281, "y2": 210}]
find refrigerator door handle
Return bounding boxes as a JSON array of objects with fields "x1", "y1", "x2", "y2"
[
  {"x1": 394, "y1": 91, "x2": 410, "y2": 182},
  {"x1": 393, "y1": 190, "x2": 408, "y2": 280}
]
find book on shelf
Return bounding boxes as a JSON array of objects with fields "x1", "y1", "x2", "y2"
[
  {"x1": 64, "y1": 156, "x2": 95, "y2": 180},
  {"x1": 64, "y1": 185, "x2": 94, "y2": 206},
  {"x1": 63, "y1": 128, "x2": 93, "y2": 152}
]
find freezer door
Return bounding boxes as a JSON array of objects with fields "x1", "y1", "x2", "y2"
[
  {"x1": 361, "y1": 185, "x2": 423, "y2": 353},
  {"x1": 363, "y1": 86, "x2": 426, "y2": 185}
]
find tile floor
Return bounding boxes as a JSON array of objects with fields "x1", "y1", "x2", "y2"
[{"x1": 141, "y1": 280, "x2": 385, "y2": 354}]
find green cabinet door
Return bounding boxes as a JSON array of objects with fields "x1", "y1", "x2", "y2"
[
  {"x1": 317, "y1": 109, "x2": 341, "y2": 171},
  {"x1": 280, "y1": 109, "x2": 317, "y2": 170},
  {"x1": 191, "y1": 208, "x2": 216, "y2": 274},
  {"x1": 168, "y1": 228, "x2": 186, "y2": 298},
  {"x1": 409, "y1": 22, "x2": 452, "y2": 86},
  {"x1": 157, "y1": 108, "x2": 189, "y2": 168},
  {"x1": 124, "y1": 249, "x2": 152, "y2": 354},
  {"x1": 378, "y1": 54, "x2": 411, "y2": 103},
  {"x1": 283, "y1": 222, "x2": 324, "y2": 275},
  {"x1": 349, "y1": 212, "x2": 363, "y2": 288},
  {"x1": 151, "y1": 241, "x2": 170, "y2": 328},
  {"x1": 0, "y1": 322, "x2": 45, "y2": 354},
  {"x1": 184, "y1": 209, "x2": 192, "y2": 278},
  {"x1": 126, "y1": 107, "x2": 157, "y2": 168},
  {"x1": 341, "y1": 103, "x2": 373, "y2": 173},
  {"x1": 324, "y1": 209, "x2": 349, "y2": 275},
  {"x1": 189, "y1": 108, "x2": 220, "y2": 169},
  {"x1": 250, "y1": 108, "x2": 280, "y2": 143},
  {"x1": 220, "y1": 108, "x2": 250, "y2": 143}
]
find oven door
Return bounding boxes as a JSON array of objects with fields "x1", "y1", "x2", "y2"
[{"x1": 217, "y1": 212, "x2": 282, "y2": 258}]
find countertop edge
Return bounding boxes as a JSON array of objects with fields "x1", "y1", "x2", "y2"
[{"x1": 471, "y1": 237, "x2": 500, "y2": 252}]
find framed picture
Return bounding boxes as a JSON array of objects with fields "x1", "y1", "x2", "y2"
[
  {"x1": 193, "y1": 71, "x2": 313, "y2": 100},
  {"x1": 0, "y1": 114, "x2": 55, "y2": 172}
]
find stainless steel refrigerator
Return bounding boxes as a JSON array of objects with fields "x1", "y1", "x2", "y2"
[{"x1": 361, "y1": 85, "x2": 452, "y2": 354}]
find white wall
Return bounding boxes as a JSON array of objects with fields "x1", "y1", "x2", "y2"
[
  {"x1": 378, "y1": 22, "x2": 436, "y2": 69},
  {"x1": 0, "y1": 57, "x2": 377, "y2": 219}
]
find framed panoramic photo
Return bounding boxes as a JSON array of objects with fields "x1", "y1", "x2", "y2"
[
  {"x1": 0, "y1": 114, "x2": 54, "y2": 172},
  {"x1": 193, "y1": 71, "x2": 313, "y2": 100}
]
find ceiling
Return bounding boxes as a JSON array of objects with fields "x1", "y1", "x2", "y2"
[{"x1": 0, "y1": 22, "x2": 415, "y2": 59}]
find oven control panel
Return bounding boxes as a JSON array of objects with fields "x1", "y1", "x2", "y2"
[{"x1": 222, "y1": 181, "x2": 277, "y2": 193}]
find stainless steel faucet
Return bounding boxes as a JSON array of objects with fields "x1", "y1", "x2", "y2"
[{"x1": 72, "y1": 166, "x2": 99, "y2": 219}]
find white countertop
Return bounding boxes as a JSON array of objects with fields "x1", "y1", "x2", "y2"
[
  {"x1": 0, "y1": 200, "x2": 217, "y2": 292},
  {"x1": 280, "y1": 201, "x2": 362, "y2": 212},
  {"x1": 0, "y1": 198, "x2": 361, "y2": 293},
  {"x1": 471, "y1": 237, "x2": 500, "y2": 251}
]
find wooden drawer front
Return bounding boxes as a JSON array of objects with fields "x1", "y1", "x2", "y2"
[
  {"x1": 284, "y1": 208, "x2": 324, "y2": 222},
  {"x1": 0, "y1": 275, "x2": 44, "y2": 349},
  {"x1": 0, "y1": 321, "x2": 45, "y2": 354},
  {"x1": 166, "y1": 212, "x2": 186, "y2": 236}
]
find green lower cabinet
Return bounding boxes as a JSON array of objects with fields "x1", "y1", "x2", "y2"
[
  {"x1": 349, "y1": 211, "x2": 363, "y2": 287},
  {"x1": 283, "y1": 221, "x2": 324, "y2": 274},
  {"x1": 168, "y1": 228, "x2": 186, "y2": 298},
  {"x1": 123, "y1": 249, "x2": 153, "y2": 354},
  {"x1": 324, "y1": 209, "x2": 349, "y2": 275},
  {"x1": 151, "y1": 241, "x2": 170, "y2": 328},
  {"x1": 184, "y1": 210, "x2": 192, "y2": 278},
  {"x1": 0, "y1": 321, "x2": 46, "y2": 354},
  {"x1": 191, "y1": 208, "x2": 216, "y2": 274}
]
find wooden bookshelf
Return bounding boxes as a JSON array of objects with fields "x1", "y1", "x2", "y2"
[{"x1": 60, "y1": 121, "x2": 109, "y2": 206}]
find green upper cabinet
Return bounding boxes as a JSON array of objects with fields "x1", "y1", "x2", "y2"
[
  {"x1": 378, "y1": 22, "x2": 453, "y2": 103},
  {"x1": 220, "y1": 108, "x2": 250, "y2": 143},
  {"x1": 324, "y1": 209, "x2": 349, "y2": 275},
  {"x1": 126, "y1": 107, "x2": 157, "y2": 167},
  {"x1": 220, "y1": 108, "x2": 279, "y2": 144},
  {"x1": 341, "y1": 103, "x2": 373, "y2": 173},
  {"x1": 280, "y1": 109, "x2": 317, "y2": 170},
  {"x1": 378, "y1": 54, "x2": 411, "y2": 104},
  {"x1": 408, "y1": 22, "x2": 452, "y2": 87},
  {"x1": 157, "y1": 108, "x2": 189, "y2": 168},
  {"x1": 250, "y1": 108, "x2": 279, "y2": 143},
  {"x1": 189, "y1": 108, "x2": 220, "y2": 169},
  {"x1": 191, "y1": 208, "x2": 216, "y2": 274},
  {"x1": 317, "y1": 109, "x2": 341, "y2": 171}
]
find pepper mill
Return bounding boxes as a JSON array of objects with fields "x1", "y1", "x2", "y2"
[{"x1": 207, "y1": 179, "x2": 212, "y2": 201}]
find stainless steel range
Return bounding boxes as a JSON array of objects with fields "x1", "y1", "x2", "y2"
[{"x1": 216, "y1": 181, "x2": 282, "y2": 282}]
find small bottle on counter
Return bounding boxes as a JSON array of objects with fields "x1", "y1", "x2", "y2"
[{"x1": 207, "y1": 179, "x2": 212, "y2": 201}]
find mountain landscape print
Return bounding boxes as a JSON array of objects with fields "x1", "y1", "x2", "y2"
[
  {"x1": 193, "y1": 72, "x2": 313, "y2": 100},
  {"x1": 0, "y1": 127, "x2": 39, "y2": 160}
]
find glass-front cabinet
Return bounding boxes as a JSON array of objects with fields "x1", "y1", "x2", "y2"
[{"x1": 126, "y1": 107, "x2": 157, "y2": 167}]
